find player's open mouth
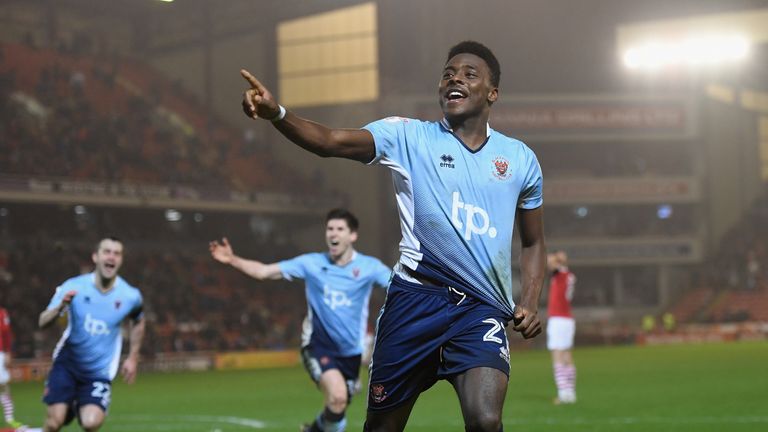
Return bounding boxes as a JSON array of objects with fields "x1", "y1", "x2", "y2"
[
  {"x1": 330, "y1": 240, "x2": 340, "y2": 246},
  {"x1": 445, "y1": 89, "x2": 468, "y2": 102},
  {"x1": 105, "y1": 263, "x2": 116, "y2": 270}
]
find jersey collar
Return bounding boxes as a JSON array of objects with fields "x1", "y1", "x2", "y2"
[
  {"x1": 91, "y1": 272, "x2": 118, "y2": 294},
  {"x1": 327, "y1": 250, "x2": 358, "y2": 267},
  {"x1": 440, "y1": 118, "x2": 491, "y2": 138}
]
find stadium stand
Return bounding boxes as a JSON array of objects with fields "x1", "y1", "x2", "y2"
[
  {"x1": 667, "y1": 189, "x2": 768, "y2": 323},
  {"x1": 0, "y1": 42, "x2": 324, "y2": 194},
  {"x1": 0, "y1": 203, "x2": 311, "y2": 359},
  {"x1": 0, "y1": 41, "x2": 351, "y2": 360}
]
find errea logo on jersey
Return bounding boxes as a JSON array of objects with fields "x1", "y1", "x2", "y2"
[
  {"x1": 451, "y1": 192, "x2": 498, "y2": 241},
  {"x1": 440, "y1": 154, "x2": 455, "y2": 169},
  {"x1": 84, "y1": 313, "x2": 110, "y2": 336}
]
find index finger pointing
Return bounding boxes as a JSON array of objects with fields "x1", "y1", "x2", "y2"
[{"x1": 240, "y1": 69, "x2": 265, "y2": 91}]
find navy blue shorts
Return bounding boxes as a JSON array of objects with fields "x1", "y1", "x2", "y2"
[
  {"x1": 367, "y1": 276, "x2": 511, "y2": 411},
  {"x1": 301, "y1": 346, "x2": 363, "y2": 397},
  {"x1": 43, "y1": 361, "x2": 112, "y2": 412}
]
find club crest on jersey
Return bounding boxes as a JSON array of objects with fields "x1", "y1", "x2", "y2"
[
  {"x1": 352, "y1": 268, "x2": 360, "y2": 278},
  {"x1": 115, "y1": 300, "x2": 121, "y2": 310},
  {"x1": 439, "y1": 154, "x2": 455, "y2": 169},
  {"x1": 371, "y1": 384, "x2": 388, "y2": 403},
  {"x1": 492, "y1": 156, "x2": 511, "y2": 180}
]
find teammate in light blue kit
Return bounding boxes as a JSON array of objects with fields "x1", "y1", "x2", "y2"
[
  {"x1": 209, "y1": 209, "x2": 391, "y2": 432},
  {"x1": 38, "y1": 237, "x2": 145, "y2": 432},
  {"x1": 239, "y1": 40, "x2": 546, "y2": 432}
]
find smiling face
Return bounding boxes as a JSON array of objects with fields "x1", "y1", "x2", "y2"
[
  {"x1": 92, "y1": 238, "x2": 123, "y2": 282},
  {"x1": 325, "y1": 218, "x2": 358, "y2": 261},
  {"x1": 439, "y1": 53, "x2": 498, "y2": 124}
]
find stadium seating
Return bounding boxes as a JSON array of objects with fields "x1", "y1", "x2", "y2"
[
  {"x1": 666, "y1": 189, "x2": 768, "y2": 323},
  {"x1": 0, "y1": 42, "x2": 324, "y2": 194},
  {"x1": 0, "y1": 201, "x2": 333, "y2": 359}
]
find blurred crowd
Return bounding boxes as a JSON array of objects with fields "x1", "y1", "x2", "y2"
[
  {"x1": 668, "y1": 189, "x2": 768, "y2": 323},
  {"x1": 0, "y1": 40, "x2": 356, "y2": 359},
  {"x1": 0, "y1": 206, "x2": 313, "y2": 359},
  {"x1": 0, "y1": 42, "x2": 329, "y2": 195}
]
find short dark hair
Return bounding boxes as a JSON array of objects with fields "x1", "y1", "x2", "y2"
[
  {"x1": 94, "y1": 236, "x2": 123, "y2": 253},
  {"x1": 446, "y1": 41, "x2": 501, "y2": 88},
  {"x1": 325, "y1": 208, "x2": 359, "y2": 232}
]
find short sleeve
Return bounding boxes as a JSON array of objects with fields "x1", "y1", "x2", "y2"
[
  {"x1": 129, "y1": 290, "x2": 144, "y2": 321},
  {"x1": 46, "y1": 285, "x2": 69, "y2": 311},
  {"x1": 372, "y1": 260, "x2": 392, "y2": 288},
  {"x1": 518, "y1": 149, "x2": 543, "y2": 209},
  {"x1": 278, "y1": 254, "x2": 312, "y2": 281},
  {"x1": 363, "y1": 117, "x2": 413, "y2": 167}
]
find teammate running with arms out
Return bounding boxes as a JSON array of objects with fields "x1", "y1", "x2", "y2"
[
  {"x1": 0, "y1": 302, "x2": 25, "y2": 430},
  {"x1": 209, "y1": 209, "x2": 391, "y2": 432},
  {"x1": 38, "y1": 237, "x2": 145, "y2": 432},
  {"x1": 546, "y1": 250, "x2": 577, "y2": 405},
  {"x1": 238, "y1": 40, "x2": 546, "y2": 432}
]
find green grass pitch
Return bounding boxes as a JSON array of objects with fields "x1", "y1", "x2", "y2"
[{"x1": 7, "y1": 341, "x2": 767, "y2": 431}]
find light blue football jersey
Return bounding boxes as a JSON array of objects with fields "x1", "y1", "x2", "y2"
[
  {"x1": 364, "y1": 117, "x2": 543, "y2": 318},
  {"x1": 279, "y1": 251, "x2": 391, "y2": 357},
  {"x1": 47, "y1": 273, "x2": 143, "y2": 380}
]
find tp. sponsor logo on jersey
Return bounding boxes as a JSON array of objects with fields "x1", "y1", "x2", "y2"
[
  {"x1": 84, "y1": 313, "x2": 110, "y2": 336},
  {"x1": 371, "y1": 384, "x2": 388, "y2": 403},
  {"x1": 323, "y1": 285, "x2": 352, "y2": 310},
  {"x1": 492, "y1": 156, "x2": 511, "y2": 180},
  {"x1": 440, "y1": 154, "x2": 455, "y2": 169},
  {"x1": 451, "y1": 191, "x2": 498, "y2": 241}
]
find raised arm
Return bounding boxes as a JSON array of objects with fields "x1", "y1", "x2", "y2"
[
  {"x1": 512, "y1": 206, "x2": 546, "y2": 339},
  {"x1": 240, "y1": 69, "x2": 375, "y2": 162},
  {"x1": 209, "y1": 237, "x2": 283, "y2": 281},
  {"x1": 38, "y1": 290, "x2": 76, "y2": 329}
]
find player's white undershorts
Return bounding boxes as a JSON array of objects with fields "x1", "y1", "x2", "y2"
[
  {"x1": 547, "y1": 316, "x2": 575, "y2": 350},
  {"x1": 0, "y1": 352, "x2": 9, "y2": 384}
]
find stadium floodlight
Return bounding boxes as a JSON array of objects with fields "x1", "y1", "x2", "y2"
[
  {"x1": 622, "y1": 34, "x2": 751, "y2": 71},
  {"x1": 164, "y1": 209, "x2": 182, "y2": 222},
  {"x1": 657, "y1": 204, "x2": 673, "y2": 220}
]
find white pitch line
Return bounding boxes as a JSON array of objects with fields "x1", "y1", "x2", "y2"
[
  {"x1": 109, "y1": 414, "x2": 267, "y2": 429},
  {"x1": 104, "y1": 414, "x2": 768, "y2": 429}
]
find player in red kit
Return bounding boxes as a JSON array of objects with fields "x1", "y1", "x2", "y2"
[
  {"x1": 546, "y1": 251, "x2": 577, "y2": 404},
  {"x1": 0, "y1": 306, "x2": 24, "y2": 429}
]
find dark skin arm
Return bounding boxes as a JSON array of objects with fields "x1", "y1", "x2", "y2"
[
  {"x1": 512, "y1": 206, "x2": 546, "y2": 339},
  {"x1": 240, "y1": 69, "x2": 375, "y2": 162}
]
